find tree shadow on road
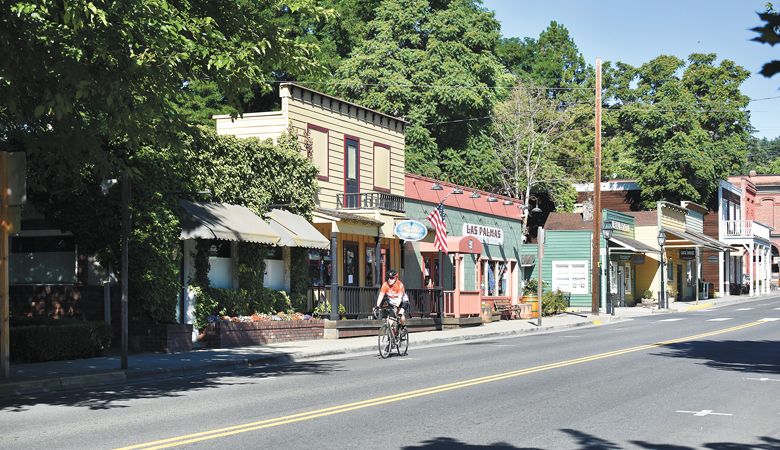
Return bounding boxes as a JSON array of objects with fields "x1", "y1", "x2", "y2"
[
  {"x1": 631, "y1": 435, "x2": 780, "y2": 449},
  {"x1": 402, "y1": 437, "x2": 539, "y2": 449},
  {"x1": 652, "y1": 340, "x2": 780, "y2": 375},
  {"x1": 0, "y1": 358, "x2": 345, "y2": 412}
]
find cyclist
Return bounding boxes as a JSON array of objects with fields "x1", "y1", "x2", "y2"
[{"x1": 376, "y1": 269, "x2": 408, "y2": 328}]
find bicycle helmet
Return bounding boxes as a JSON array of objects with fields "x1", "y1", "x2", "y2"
[{"x1": 386, "y1": 269, "x2": 398, "y2": 279}]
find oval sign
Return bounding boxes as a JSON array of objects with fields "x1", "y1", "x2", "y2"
[{"x1": 394, "y1": 220, "x2": 428, "y2": 241}]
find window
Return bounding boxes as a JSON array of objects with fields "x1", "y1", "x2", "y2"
[
  {"x1": 307, "y1": 124, "x2": 329, "y2": 180},
  {"x1": 667, "y1": 259, "x2": 674, "y2": 281},
  {"x1": 480, "y1": 260, "x2": 511, "y2": 297},
  {"x1": 365, "y1": 247, "x2": 375, "y2": 287},
  {"x1": 625, "y1": 264, "x2": 632, "y2": 294},
  {"x1": 9, "y1": 235, "x2": 76, "y2": 284},
  {"x1": 308, "y1": 249, "x2": 330, "y2": 286},
  {"x1": 373, "y1": 143, "x2": 390, "y2": 192},
  {"x1": 552, "y1": 261, "x2": 588, "y2": 294}
]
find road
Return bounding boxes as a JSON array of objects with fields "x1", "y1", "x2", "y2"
[{"x1": 2, "y1": 298, "x2": 779, "y2": 449}]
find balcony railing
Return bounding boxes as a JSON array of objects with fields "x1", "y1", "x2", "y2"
[
  {"x1": 336, "y1": 192, "x2": 405, "y2": 213},
  {"x1": 723, "y1": 220, "x2": 771, "y2": 240}
]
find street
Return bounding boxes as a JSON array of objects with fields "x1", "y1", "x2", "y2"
[{"x1": 2, "y1": 299, "x2": 779, "y2": 449}]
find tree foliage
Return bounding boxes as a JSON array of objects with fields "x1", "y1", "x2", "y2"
[
  {"x1": 0, "y1": 0, "x2": 329, "y2": 173},
  {"x1": 330, "y1": 0, "x2": 512, "y2": 179},
  {"x1": 752, "y1": 3, "x2": 780, "y2": 79},
  {"x1": 489, "y1": 81, "x2": 579, "y2": 216},
  {"x1": 603, "y1": 54, "x2": 751, "y2": 208}
]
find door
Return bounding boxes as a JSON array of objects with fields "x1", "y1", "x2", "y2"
[
  {"x1": 345, "y1": 137, "x2": 359, "y2": 207},
  {"x1": 343, "y1": 242, "x2": 358, "y2": 286},
  {"x1": 617, "y1": 266, "x2": 626, "y2": 307}
]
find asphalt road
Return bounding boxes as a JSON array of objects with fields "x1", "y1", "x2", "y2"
[{"x1": 2, "y1": 298, "x2": 779, "y2": 450}]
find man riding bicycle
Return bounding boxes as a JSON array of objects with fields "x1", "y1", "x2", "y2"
[{"x1": 375, "y1": 269, "x2": 408, "y2": 327}]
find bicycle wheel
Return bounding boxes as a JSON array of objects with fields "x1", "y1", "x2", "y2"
[
  {"x1": 397, "y1": 326, "x2": 408, "y2": 356},
  {"x1": 378, "y1": 324, "x2": 392, "y2": 359}
]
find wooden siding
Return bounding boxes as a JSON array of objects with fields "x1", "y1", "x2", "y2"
[
  {"x1": 543, "y1": 230, "x2": 592, "y2": 308},
  {"x1": 286, "y1": 92, "x2": 405, "y2": 210},
  {"x1": 685, "y1": 211, "x2": 704, "y2": 233},
  {"x1": 660, "y1": 204, "x2": 686, "y2": 231},
  {"x1": 335, "y1": 233, "x2": 399, "y2": 287},
  {"x1": 576, "y1": 190, "x2": 643, "y2": 212},
  {"x1": 634, "y1": 225, "x2": 662, "y2": 300},
  {"x1": 701, "y1": 211, "x2": 722, "y2": 295},
  {"x1": 214, "y1": 111, "x2": 287, "y2": 141}
]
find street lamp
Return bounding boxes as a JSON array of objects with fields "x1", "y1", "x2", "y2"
[
  {"x1": 657, "y1": 230, "x2": 666, "y2": 309},
  {"x1": 601, "y1": 221, "x2": 614, "y2": 315}
]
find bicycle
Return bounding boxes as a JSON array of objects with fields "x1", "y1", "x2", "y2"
[{"x1": 373, "y1": 302, "x2": 408, "y2": 358}]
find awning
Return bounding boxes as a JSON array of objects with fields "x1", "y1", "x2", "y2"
[
  {"x1": 608, "y1": 236, "x2": 659, "y2": 253},
  {"x1": 266, "y1": 209, "x2": 330, "y2": 250},
  {"x1": 179, "y1": 200, "x2": 280, "y2": 244},
  {"x1": 684, "y1": 229, "x2": 734, "y2": 252},
  {"x1": 662, "y1": 227, "x2": 731, "y2": 252},
  {"x1": 419, "y1": 235, "x2": 484, "y2": 254}
]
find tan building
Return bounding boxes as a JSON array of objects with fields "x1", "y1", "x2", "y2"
[{"x1": 214, "y1": 83, "x2": 408, "y2": 321}]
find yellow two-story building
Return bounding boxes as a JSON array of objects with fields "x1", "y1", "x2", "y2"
[{"x1": 214, "y1": 83, "x2": 408, "y2": 322}]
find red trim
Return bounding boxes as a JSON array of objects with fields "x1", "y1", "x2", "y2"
[
  {"x1": 373, "y1": 142, "x2": 391, "y2": 193},
  {"x1": 344, "y1": 135, "x2": 360, "y2": 194},
  {"x1": 307, "y1": 123, "x2": 330, "y2": 182}
]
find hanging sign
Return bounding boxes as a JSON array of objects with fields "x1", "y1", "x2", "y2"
[
  {"x1": 462, "y1": 222, "x2": 504, "y2": 245},
  {"x1": 679, "y1": 249, "x2": 696, "y2": 260},
  {"x1": 394, "y1": 220, "x2": 428, "y2": 241}
]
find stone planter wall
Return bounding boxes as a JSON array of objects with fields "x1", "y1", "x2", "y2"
[{"x1": 205, "y1": 320, "x2": 324, "y2": 348}]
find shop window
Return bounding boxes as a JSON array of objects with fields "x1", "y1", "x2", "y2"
[
  {"x1": 308, "y1": 249, "x2": 331, "y2": 286},
  {"x1": 481, "y1": 260, "x2": 509, "y2": 296},
  {"x1": 667, "y1": 259, "x2": 674, "y2": 281},
  {"x1": 366, "y1": 247, "x2": 375, "y2": 287},
  {"x1": 553, "y1": 260, "x2": 588, "y2": 295},
  {"x1": 343, "y1": 242, "x2": 358, "y2": 286},
  {"x1": 208, "y1": 240, "x2": 232, "y2": 289},
  {"x1": 423, "y1": 255, "x2": 438, "y2": 287},
  {"x1": 9, "y1": 235, "x2": 77, "y2": 284}
]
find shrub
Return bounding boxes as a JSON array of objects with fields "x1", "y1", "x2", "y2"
[
  {"x1": 312, "y1": 300, "x2": 346, "y2": 318},
  {"x1": 642, "y1": 289, "x2": 653, "y2": 299},
  {"x1": 542, "y1": 290, "x2": 568, "y2": 316},
  {"x1": 11, "y1": 320, "x2": 112, "y2": 362}
]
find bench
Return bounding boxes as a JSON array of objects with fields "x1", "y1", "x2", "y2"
[{"x1": 493, "y1": 298, "x2": 522, "y2": 320}]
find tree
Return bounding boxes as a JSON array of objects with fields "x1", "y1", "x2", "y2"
[
  {"x1": 603, "y1": 54, "x2": 751, "y2": 208},
  {"x1": 0, "y1": 0, "x2": 329, "y2": 173},
  {"x1": 752, "y1": 3, "x2": 780, "y2": 80},
  {"x1": 330, "y1": 0, "x2": 512, "y2": 179},
  {"x1": 490, "y1": 81, "x2": 579, "y2": 224}
]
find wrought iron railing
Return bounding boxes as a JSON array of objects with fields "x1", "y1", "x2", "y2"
[{"x1": 336, "y1": 192, "x2": 405, "y2": 212}]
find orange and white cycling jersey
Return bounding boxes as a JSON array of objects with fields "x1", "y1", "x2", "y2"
[{"x1": 380, "y1": 280, "x2": 405, "y2": 306}]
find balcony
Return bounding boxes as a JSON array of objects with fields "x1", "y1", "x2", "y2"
[
  {"x1": 336, "y1": 192, "x2": 405, "y2": 213},
  {"x1": 723, "y1": 220, "x2": 771, "y2": 240}
]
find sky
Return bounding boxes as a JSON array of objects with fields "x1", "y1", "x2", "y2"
[{"x1": 483, "y1": 0, "x2": 780, "y2": 139}]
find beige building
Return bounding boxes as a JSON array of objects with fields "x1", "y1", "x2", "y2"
[{"x1": 214, "y1": 83, "x2": 408, "y2": 320}]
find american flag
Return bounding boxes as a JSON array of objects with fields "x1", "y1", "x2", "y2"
[{"x1": 426, "y1": 203, "x2": 448, "y2": 254}]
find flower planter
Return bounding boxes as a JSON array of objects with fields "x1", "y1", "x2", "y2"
[{"x1": 204, "y1": 320, "x2": 324, "y2": 348}]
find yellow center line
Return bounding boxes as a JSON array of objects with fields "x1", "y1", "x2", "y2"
[{"x1": 116, "y1": 320, "x2": 764, "y2": 450}]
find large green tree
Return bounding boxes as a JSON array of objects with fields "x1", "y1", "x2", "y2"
[
  {"x1": 0, "y1": 0, "x2": 329, "y2": 172},
  {"x1": 752, "y1": 3, "x2": 780, "y2": 80},
  {"x1": 331, "y1": 0, "x2": 512, "y2": 180},
  {"x1": 603, "y1": 54, "x2": 751, "y2": 208}
]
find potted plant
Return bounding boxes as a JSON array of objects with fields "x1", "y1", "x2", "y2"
[
  {"x1": 640, "y1": 289, "x2": 655, "y2": 306},
  {"x1": 521, "y1": 279, "x2": 539, "y2": 303},
  {"x1": 666, "y1": 284, "x2": 677, "y2": 303}
]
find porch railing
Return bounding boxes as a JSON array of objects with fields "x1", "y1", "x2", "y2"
[
  {"x1": 406, "y1": 287, "x2": 442, "y2": 317},
  {"x1": 336, "y1": 192, "x2": 405, "y2": 213},
  {"x1": 443, "y1": 290, "x2": 481, "y2": 317},
  {"x1": 308, "y1": 286, "x2": 442, "y2": 319}
]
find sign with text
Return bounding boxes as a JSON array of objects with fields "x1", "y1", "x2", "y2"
[
  {"x1": 679, "y1": 249, "x2": 696, "y2": 260},
  {"x1": 462, "y1": 223, "x2": 504, "y2": 245},
  {"x1": 394, "y1": 220, "x2": 428, "y2": 242},
  {"x1": 611, "y1": 220, "x2": 630, "y2": 232}
]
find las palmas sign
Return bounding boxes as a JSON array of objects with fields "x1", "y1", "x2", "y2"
[{"x1": 394, "y1": 220, "x2": 428, "y2": 241}]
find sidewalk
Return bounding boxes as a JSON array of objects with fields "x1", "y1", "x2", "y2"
[{"x1": 0, "y1": 293, "x2": 773, "y2": 398}]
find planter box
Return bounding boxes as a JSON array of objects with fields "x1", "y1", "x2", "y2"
[
  {"x1": 205, "y1": 320, "x2": 324, "y2": 348},
  {"x1": 131, "y1": 323, "x2": 193, "y2": 353},
  {"x1": 518, "y1": 303, "x2": 533, "y2": 320}
]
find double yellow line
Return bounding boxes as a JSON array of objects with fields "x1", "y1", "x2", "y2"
[{"x1": 117, "y1": 320, "x2": 763, "y2": 450}]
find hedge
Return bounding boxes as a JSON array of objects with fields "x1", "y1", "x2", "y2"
[{"x1": 11, "y1": 320, "x2": 112, "y2": 362}]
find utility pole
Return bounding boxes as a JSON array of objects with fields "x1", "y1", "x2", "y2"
[{"x1": 591, "y1": 58, "x2": 602, "y2": 315}]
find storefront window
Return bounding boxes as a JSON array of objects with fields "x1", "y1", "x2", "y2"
[
  {"x1": 343, "y1": 242, "x2": 358, "y2": 286},
  {"x1": 366, "y1": 247, "x2": 375, "y2": 287},
  {"x1": 481, "y1": 260, "x2": 510, "y2": 297},
  {"x1": 625, "y1": 264, "x2": 632, "y2": 294},
  {"x1": 308, "y1": 250, "x2": 331, "y2": 286}
]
